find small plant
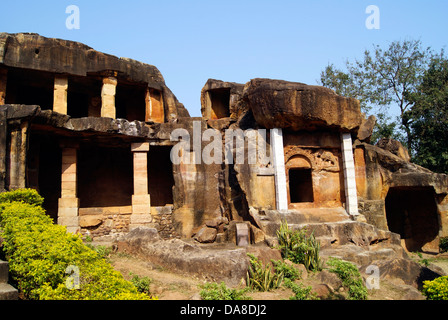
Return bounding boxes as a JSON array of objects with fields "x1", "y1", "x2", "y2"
[
  {"x1": 129, "y1": 272, "x2": 152, "y2": 296},
  {"x1": 271, "y1": 260, "x2": 301, "y2": 281},
  {"x1": 327, "y1": 257, "x2": 368, "y2": 300},
  {"x1": 283, "y1": 278, "x2": 318, "y2": 300},
  {"x1": 246, "y1": 253, "x2": 283, "y2": 292},
  {"x1": 422, "y1": 276, "x2": 448, "y2": 300},
  {"x1": 440, "y1": 237, "x2": 448, "y2": 253},
  {"x1": 85, "y1": 244, "x2": 112, "y2": 261},
  {"x1": 413, "y1": 252, "x2": 430, "y2": 267},
  {"x1": 276, "y1": 221, "x2": 322, "y2": 271},
  {"x1": 199, "y1": 282, "x2": 251, "y2": 300}
]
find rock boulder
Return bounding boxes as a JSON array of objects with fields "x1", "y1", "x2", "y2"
[{"x1": 244, "y1": 78, "x2": 363, "y2": 132}]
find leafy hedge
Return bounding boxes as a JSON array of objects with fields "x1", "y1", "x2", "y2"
[
  {"x1": 422, "y1": 276, "x2": 448, "y2": 300},
  {"x1": 0, "y1": 189, "x2": 151, "y2": 300}
]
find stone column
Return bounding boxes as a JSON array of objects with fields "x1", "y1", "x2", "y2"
[
  {"x1": 53, "y1": 75, "x2": 68, "y2": 114},
  {"x1": 271, "y1": 128, "x2": 288, "y2": 211},
  {"x1": 145, "y1": 88, "x2": 164, "y2": 123},
  {"x1": 0, "y1": 106, "x2": 7, "y2": 192},
  {"x1": 341, "y1": 133, "x2": 359, "y2": 216},
  {"x1": 130, "y1": 142, "x2": 152, "y2": 229},
  {"x1": 8, "y1": 122, "x2": 27, "y2": 190},
  {"x1": 101, "y1": 76, "x2": 117, "y2": 119},
  {"x1": 58, "y1": 144, "x2": 80, "y2": 234},
  {"x1": 145, "y1": 87, "x2": 152, "y2": 122},
  {"x1": 0, "y1": 68, "x2": 7, "y2": 105}
]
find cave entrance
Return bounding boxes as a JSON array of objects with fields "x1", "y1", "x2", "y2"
[
  {"x1": 78, "y1": 145, "x2": 133, "y2": 208},
  {"x1": 27, "y1": 132, "x2": 61, "y2": 223},
  {"x1": 116, "y1": 82, "x2": 146, "y2": 122},
  {"x1": 385, "y1": 187, "x2": 440, "y2": 252},
  {"x1": 288, "y1": 168, "x2": 314, "y2": 203},
  {"x1": 208, "y1": 88, "x2": 230, "y2": 119},
  {"x1": 5, "y1": 67, "x2": 54, "y2": 110},
  {"x1": 148, "y1": 146, "x2": 174, "y2": 206},
  {"x1": 67, "y1": 75, "x2": 102, "y2": 118}
]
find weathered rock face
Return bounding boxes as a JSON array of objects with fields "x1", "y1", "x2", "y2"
[
  {"x1": 376, "y1": 138, "x2": 410, "y2": 162},
  {"x1": 357, "y1": 115, "x2": 376, "y2": 143},
  {"x1": 117, "y1": 227, "x2": 249, "y2": 287},
  {"x1": 355, "y1": 140, "x2": 448, "y2": 252},
  {"x1": 200, "y1": 79, "x2": 245, "y2": 121},
  {"x1": 1, "y1": 33, "x2": 163, "y2": 88},
  {"x1": 244, "y1": 78, "x2": 363, "y2": 132},
  {"x1": 360, "y1": 258, "x2": 444, "y2": 289},
  {"x1": 0, "y1": 32, "x2": 190, "y2": 121},
  {"x1": 2, "y1": 32, "x2": 448, "y2": 263}
]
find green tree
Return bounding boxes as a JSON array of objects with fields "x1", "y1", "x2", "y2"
[
  {"x1": 407, "y1": 54, "x2": 448, "y2": 173},
  {"x1": 319, "y1": 39, "x2": 432, "y2": 150}
]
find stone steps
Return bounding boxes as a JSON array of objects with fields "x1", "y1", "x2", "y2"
[
  {"x1": 256, "y1": 207, "x2": 351, "y2": 237},
  {"x1": 0, "y1": 260, "x2": 18, "y2": 300},
  {"x1": 255, "y1": 208, "x2": 408, "y2": 268}
]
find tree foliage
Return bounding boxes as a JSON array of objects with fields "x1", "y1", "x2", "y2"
[
  {"x1": 319, "y1": 39, "x2": 432, "y2": 149},
  {"x1": 407, "y1": 54, "x2": 448, "y2": 173}
]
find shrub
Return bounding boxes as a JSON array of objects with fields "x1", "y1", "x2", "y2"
[
  {"x1": 439, "y1": 237, "x2": 448, "y2": 253},
  {"x1": 326, "y1": 257, "x2": 368, "y2": 300},
  {"x1": 246, "y1": 253, "x2": 283, "y2": 292},
  {"x1": 200, "y1": 282, "x2": 252, "y2": 300},
  {"x1": 129, "y1": 272, "x2": 152, "y2": 296},
  {"x1": 422, "y1": 276, "x2": 448, "y2": 300},
  {"x1": 283, "y1": 278, "x2": 318, "y2": 300},
  {"x1": 271, "y1": 260, "x2": 301, "y2": 281},
  {"x1": 276, "y1": 221, "x2": 322, "y2": 271},
  {"x1": 0, "y1": 188, "x2": 44, "y2": 207},
  {"x1": 85, "y1": 244, "x2": 112, "y2": 262},
  {"x1": 0, "y1": 189, "x2": 151, "y2": 300}
]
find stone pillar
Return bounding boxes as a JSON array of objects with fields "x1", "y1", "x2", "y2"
[
  {"x1": 0, "y1": 68, "x2": 7, "y2": 105},
  {"x1": 101, "y1": 76, "x2": 117, "y2": 119},
  {"x1": 53, "y1": 75, "x2": 68, "y2": 114},
  {"x1": 271, "y1": 128, "x2": 288, "y2": 211},
  {"x1": 0, "y1": 106, "x2": 7, "y2": 192},
  {"x1": 145, "y1": 87, "x2": 151, "y2": 122},
  {"x1": 130, "y1": 142, "x2": 152, "y2": 229},
  {"x1": 341, "y1": 133, "x2": 359, "y2": 216},
  {"x1": 145, "y1": 88, "x2": 164, "y2": 123},
  {"x1": 58, "y1": 144, "x2": 80, "y2": 234},
  {"x1": 8, "y1": 122, "x2": 27, "y2": 190}
]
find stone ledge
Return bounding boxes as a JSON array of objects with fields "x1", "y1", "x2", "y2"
[{"x1": 0, "y1": 283, "x2": 18, "y2": 300}]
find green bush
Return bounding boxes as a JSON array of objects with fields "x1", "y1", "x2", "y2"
[
  {"x1": 422, "y1": 276, "x2": 448, "y2": 300},
  {"x1": 246, "y1": 253, "x2": 283, "y2": 292},
  {"x1": 271, "y1": 260, "x2": 301, "y2": 281},
  {"x1": 276, "y1": 221, "x2": 322, "y2": 271},
  {"x1": 200, "y1": 282, "x2": 252, "y2": 300},
  {"x1": 0, "y1": 188, "x2": 44, "y2": 207},
  {"x1": 283, "y1": 278, "x2": 318, "y2": 300},
  {"x1": 0, "y1": 189, "x2": 152, "y2": 300},
  {"x1": 326, "y1": 257, "x2": 368, "y2": 300},
  {"x1": 129, "y1": 272, "x2": 152, "y2": 296},
  {"x1": 85, "y1": 244, "x2": 112, "y2": 262},
  {"x1": 439, "y1": 237, "x2": 448, "y2": 253}
]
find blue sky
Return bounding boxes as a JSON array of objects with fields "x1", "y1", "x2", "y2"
[{"x1": 1, "y1": 1, "x2": 447, "y2": 117}]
